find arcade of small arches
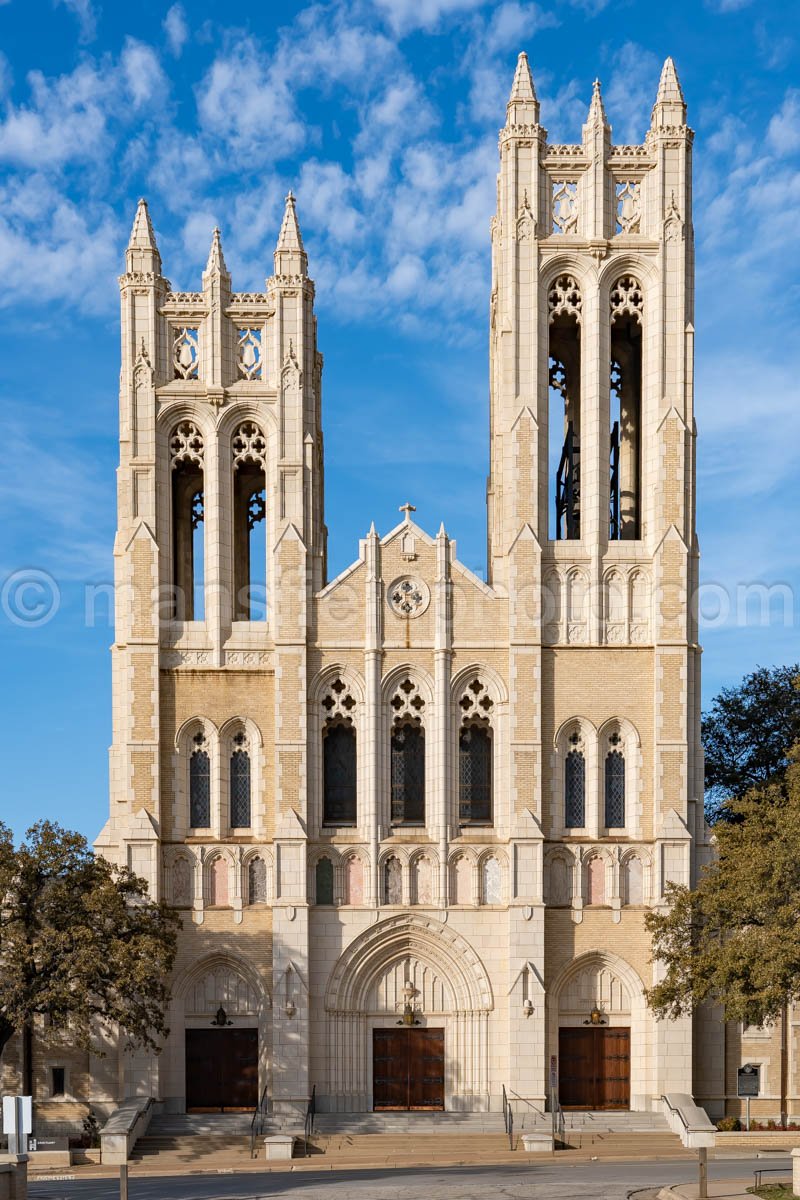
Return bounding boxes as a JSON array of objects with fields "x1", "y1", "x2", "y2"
[
  {"x1": 310, "y1": 846, "x2": 507, "y2": 908},
  {"x1": 545, "y1": 844, "x2": 652, "y2": 911}
]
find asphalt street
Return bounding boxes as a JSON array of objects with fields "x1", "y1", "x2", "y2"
[{"x1": 25, "y1": 1156, "x2": 792, "y2": 1200}]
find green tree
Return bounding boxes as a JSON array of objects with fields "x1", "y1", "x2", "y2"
[
  {"x1": 0, "y1": 821, "x2": 180, "y2": 1094},
  {"x1": 646, "y1": 751, "x2": 800, "y2": 1025},
  {"x1": 703, "y1": 663, "x2": 800, "y2": 822}
]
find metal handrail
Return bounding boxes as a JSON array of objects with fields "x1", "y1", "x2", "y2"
[
  {"x1": 249, "y1": 1085, "x2": 269, "y2": 1158},
  {"x1": 754, "y1": 1168, "x2": 792, "y2": 1189},
  {"x1": 303, "y1": 1085, "x2": 316, "y2": 1157}
]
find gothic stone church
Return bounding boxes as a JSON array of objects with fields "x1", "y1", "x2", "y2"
[{"x1": 14, "y1": 54, "x2": 777, "y2": 1125}]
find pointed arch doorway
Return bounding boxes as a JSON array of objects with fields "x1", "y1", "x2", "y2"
[{"x1": 324, "y1": 915, "x2": 493, "y2": 1112}]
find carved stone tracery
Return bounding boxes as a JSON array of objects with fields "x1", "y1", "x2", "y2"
[{"x1": 548, "y1": 275, "x2": 582, "y2": 324}]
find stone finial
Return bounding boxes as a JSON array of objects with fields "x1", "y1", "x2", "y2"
[
  {"x1": 125, "y1": 197, "x2": 162, "y2": 275},
  {"x1": 586, "y1": 79, "x2": 609, "y2": 128},
  {"x1": 651, "y1": 56, "x2": 687, "y2": 127},
  {"x1": 506, "y1": 51, "x2": 540, "y2": 126},
  {"x1": 204, "y1": 226, "x2": 229, "y2": 276},
  {"x1": 274, "y1": 191, "x2": 308, "y2": 276},
  {"x1": 128, "y1": 198, "x2": 158, "y2": 251}
]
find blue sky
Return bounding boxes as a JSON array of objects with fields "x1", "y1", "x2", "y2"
[{"x1": 0, "y1": 0, "x2": 798, "y2": 843}]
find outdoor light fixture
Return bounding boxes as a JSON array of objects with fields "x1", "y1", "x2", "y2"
[
  {"x1": 522, "y1": 998, "x2": 534, "y2": 1018},
  {"x1": 583, "y1": 1006, "x2": 607, "y2": 1026},
  {"x1": 284, "y1": 1000, "x2": 296, "y2": 1018},
  {"x1": 397, "y1": 980, "x2": 422, "y2": 1027},
  {"x1": 211, "y1": 1006, "x2": 233, "y2": 1027}
]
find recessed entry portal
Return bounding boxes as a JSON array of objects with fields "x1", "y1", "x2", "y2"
[
  {"x1": 558, "y1": 1027, "x2": 630, "y2": 1110},
  {"x1": 373, "y1": 1028, "x2": 445, "y2": 1111},
  {"x1": 185, "y1": 1028, "x2": 259, "y2": 1112}
]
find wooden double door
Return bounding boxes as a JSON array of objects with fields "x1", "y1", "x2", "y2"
[
  {"x1": 185, "y1": 1028, "x2": 259, "y2": 1112},
  {"x1": 373, "y1": 1028, "x2": 445, "y2": 1110},
  {"x1": 558, "y1": 1027, "x2": 630, "y2": 1110}
]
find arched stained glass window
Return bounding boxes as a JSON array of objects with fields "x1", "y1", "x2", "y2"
[
  {"x1": 605, "y1": 749, "x2": 625, "y2": 828},
  {"x1": 315, "y1": 857, "x2": 334, "y2": 905},
  {"x1": 564, "y1": 748, "x2": 585, "y2": 828},
  {"x1": 323, "y1": 722, "x2": 357, "y2": 825},
  {"x1": 230, "y1": 745, "x2": 251, "y2": 828},
  {"x1": 459, "y1": 724, "x2": 492, "y2": 823},
  {"x1": 190, "y1": 743, "x2": 210, "y2": 828},
  {"x1": 391, "y1": 722, "x2": 425, "y2": 823}
]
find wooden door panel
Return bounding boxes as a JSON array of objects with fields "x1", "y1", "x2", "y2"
[
  {"x1": 186, "y1": 1028, "x2": 259, "y2": 1112},
  {"x1": 558, "y1": 1028, "x2": 595, "y2": 1108},
  {"x1": 373, "y1": 1028, "x2": 445, "y2": 1111},
  {"x1": 409, "y1": 1028, "x2": 445, "y2": 1110},
  {"x1": 598, "y1": 1028, "x2": 630, "y2": 1110}
]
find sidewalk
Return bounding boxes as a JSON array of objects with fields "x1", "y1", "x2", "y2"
[{"x1": 659, "y1": 1179, "x2": 793, "y2": 1199}]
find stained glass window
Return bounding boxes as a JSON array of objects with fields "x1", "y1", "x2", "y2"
[
  {"x1": 230, "y1": 749, "x2": 251, "y2": 827},
  {"x1": 323, "y1": 723, "x2": 357, "y2": 824},
  {"x1": 605, "y1": 749, "x2": 625, "y2": 827},
  {"x1": 190, "y1": 748, "x2": 210, "y2": 828},
  {"x1": 391, "y1": 722, "x2": 425, "y2": 823},
  {"x1": 459, "y1": 724, "x2": 492, "y2": 822},
  {"x1": 564, "y1": 749, "x2": 585, "y2": 828}
]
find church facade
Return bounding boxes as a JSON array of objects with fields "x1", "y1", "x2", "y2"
[{"x1": 24, "y1": 52, "x2": 766, "y2": 1123}]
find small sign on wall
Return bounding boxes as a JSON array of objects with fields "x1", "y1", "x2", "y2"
[{"x1": 737, "y1": 1064, "x2": 760, "y2": 1097}]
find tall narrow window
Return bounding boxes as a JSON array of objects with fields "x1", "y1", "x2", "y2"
[
  {"x1": 605, "y1": 747, "x2": 626, "y2": 828},
  {"x1": 209, "y1": 856, "x2": 228, "y2": 906},
  {"x1": 189, "y1": 733, "x2": 210, "y2": 828},
  {"x1": 564, "y1": 747, "x2": 585, "y2": 828},
  {"x1": 610, "y1": 276, "x2": 643, "y2": 540},
  {"x1": 230, "y1": 734, "x2": 251, "y2": 828},
  {"x1": 232, "y1": 422, "x2": 267, "y2": 621},
  {"x1": 248, "y1": 857, "x2": 267, "y2": 904},
  {"x1": 383, "y1": 856, "x2": 403, "y2": 904},
  {"x1": 323, "y1": 722, "x2": 357, "y2": 825},
  {"x1": 459, "y1": 724, "x2": 492, "y2": 823},
  {"x1": 315, "y1": 857, "x2": 334, "y2": 905},
  {"x1": 170, "y1": 422, "x2": 205, "y2": 620},
  {"x1": 548, "y1": 275, "x2": 582, "y2": 539},
  {"x1": 391, "y1": 721, "x2": 425, "y2": 823}
]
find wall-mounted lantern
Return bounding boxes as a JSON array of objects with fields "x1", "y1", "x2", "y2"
[
  {"x1": 397, "y1": 980, "x2": 422, "y2": 1027},
  {"x1": 522, "y1": 998, "x2": 534, "y2": 1018},
  {"x1": 211, "y1": 1006, "x2": 233, "y2": 1027},
  {"x1": 583, "y1": 1006, "x2": 607, "y2": 1026}
]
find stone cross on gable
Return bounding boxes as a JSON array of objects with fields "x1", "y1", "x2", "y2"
[{"x1": 399, "y1": 502, "x2": 416, "y2": 521}]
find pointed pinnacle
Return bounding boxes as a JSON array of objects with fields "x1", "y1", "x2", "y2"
[
  {"x1": 277, "y1": 191, "x2": 305, "y2": 253},
  {"x1": 509, "y1": 51, "x2": 536, "y2": 103},
  {"x1": 587, "y1": 78, "x2": 609, "y2": 126},
  {"x1": 204, "y1": 226, "x2": 229, "y2": 276},
  {"x1": 506, "y1": 50, "x2": 540, "y2": 125},
  {"x1": 128, "y1": 198, "x2": 158, "y2": 251},
  {"x1": 656, "y1": 57, "x2": 685, "y2": 104},
  {"x1": 437, "y1": 521, "x2": 447, "y2": 538},
  {"x1": 368, "y1": 521, "x2": 377, "y2": 537}
]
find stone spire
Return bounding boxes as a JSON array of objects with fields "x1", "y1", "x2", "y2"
[
  {"x1": 274, "y1": 190, "x2": 308, "y2": 276},
  {"x1": 651, "y1": 57, "x2": 686, "y2": 127},
  {"x1": 584, "y1": 78, "x2": 610, "y2": 135},
  {"x1": 125, "y1": 198, "x2": 161, "y2": 274},
  {"x1": 506, "y1": 51, "x2": 539, "y2": 126},
  {"x1": 203, "y1": 226, "x2": 231, "y2": 289}
]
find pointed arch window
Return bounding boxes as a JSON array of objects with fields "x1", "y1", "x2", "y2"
[
  {"x1": 564, "y1": 743, "x2": 585, "y2": 828},
  {"x1": 170, "y1": 421, "x2": 205, "y2": 620},
  {"x1": 548, "y1": 275, "x2": 582, "y2": 540},
  {"x1": 609, "y1": 276, "x2": 643, "y2": 540},
  {"x1": 391, "y1": 721, "x2": 425, "y2": 824},
  {"x1": 232, "y1": 422, "x2": 267, "y2": 621},
  {"x1": 248, "y1": 856, "x2": 267, "y2": 904},
  {"x1": 189, "y1": 733, "x2": 210, "y2": 828},
  {"x1": 315, "y1": 857, "x2": 334, "y2": 905},
  {"x1": 459, "y1": 724, "x2": 493, "y2": 823},
  {"x1": 230, "y1": 733, "x2": 251, "y2": 828},
  {"x1": 605, "y1": 742, "x2": 626, "y2": 828},
  {"x1": 323, "y1": 722, "x2": 357, "y2": 825}
]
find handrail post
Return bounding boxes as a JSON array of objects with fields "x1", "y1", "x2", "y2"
[{"x1": 698, "y1": 1147, "x2": 707, "y2": 1198}]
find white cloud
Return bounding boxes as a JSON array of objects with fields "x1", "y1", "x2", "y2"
[
  {"x1": 0, "y1": 62, "x2": 111, "y2": 167},
  {"x1": 163, "y1": 4, "x2": 189, "y2": 57},
  {"x1": 767, "y1": 89, "x2": 800, "y2": 157},
  {"x1": 560, "y1": 0, "x2": 611, "y2": 13},
  {"x1": 121, "y1": 38, "x2": 168, "y2": 109},
  {"x1": 54, "y1": 0, "x2": 97, "y2": 43},
  {"x1": 706, "y1": 0, "x2": 753, "y2": 10},
  {"x1": 196, "y1": 38, "x2": 306, "y2": 161},
  {"x1": 484, "y1": 1, "x2": 558, "y2": 54},
  {"x1": 371, "y1": 0, "x2": 486, "y2": 35},
  {"x1": 604, "y1": 41, "x2": 660, "y2": 143}
]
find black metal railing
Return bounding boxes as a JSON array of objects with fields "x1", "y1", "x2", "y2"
[
  {"x1": 754, "y1": 1167, "x2": 792, "y2": 1189},
  {"x1": 502, "y1": 1085, "x2": 514, "y2": 1150},
  {"x1": 303, "y1": 1085, "x2": 316, "y2": 1157},
  {"x1": 609, "y1": 419, "x2": 620, "y2": 539},
  {"x1": 555, "y1": 422, "x2": 580, "y2": 540},
  {"x1": 249, "y1": 1085, "x2": 269, "y2": 1158}
]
